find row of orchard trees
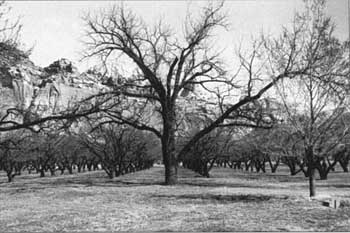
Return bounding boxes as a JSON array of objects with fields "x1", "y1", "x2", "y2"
[
  {"x1": 0, "y1": 0, "x2": 349, "y2": 198},
  {"x1": 176, "y1": 1, "x2": 350, "y2": 197},
  {"x1": 181, "y1": 83, "x2": 350, "y2": 196},
  {"x1": 218, "y1": 116, "x2": 350, "y2": 179},
  {"x1": 180, "y1": 79, "x2": 350, "y2": 197},
  {"x1": 180, "y1": 109, "x2": 350, "y2": 196},
  {"x1": 0, "y1": 125, "x2": 159, "y2": 182}
]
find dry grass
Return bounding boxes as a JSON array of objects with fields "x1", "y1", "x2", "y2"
[{"x1": 0, "y1": 166, "x2": 350, "y2": 231}]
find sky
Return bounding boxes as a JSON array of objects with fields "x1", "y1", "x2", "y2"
[{"x1": 7, "y1": 0, "x2": 350, "y2": 72}]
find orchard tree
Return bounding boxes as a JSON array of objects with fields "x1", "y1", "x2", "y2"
[
  {"x1": 180, "y1": 128, "x2": 236, "y2": 177},
  {"x1": 0, "y1": 130, "x2": 28, "y2": 182},
  {"x1": 80, "y1": 124, "x2": 155, "y2": 178},
  {"x1": 81, "y1": 0, "x2": 344, "y2": 185},
  {"x1": 273, "y1": 1, "x2": 350, "y2": 197}
]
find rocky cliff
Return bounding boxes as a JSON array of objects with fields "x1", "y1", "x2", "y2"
[{"x1": 0, "y1": 44, "x2": 105, "y2": 122}]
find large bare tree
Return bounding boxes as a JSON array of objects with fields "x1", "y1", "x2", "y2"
[{"x1": 81, "y1": 1, "x2": 329, "y2": 185}]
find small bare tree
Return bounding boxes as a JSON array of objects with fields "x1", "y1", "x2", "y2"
[
  {"x1": 272, "y1": 0, "x2": 350, "y2": 197},
  {"x1": 80, "y1": 124, "x2": 154, "y2": 178}
]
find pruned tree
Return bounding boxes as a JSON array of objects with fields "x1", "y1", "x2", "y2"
[
  {"x1": 22, "y1": 131, "x2": 66, "y2": 177},
  {"x1": 0, "y1": 130, "x2": 28, "y2": 182},
  {"x1": 80, "y1": 124, "x2": 155, "y2": 178},
  {"x1": 180, "y1": 128, "x2": 236, "y2": 177}
]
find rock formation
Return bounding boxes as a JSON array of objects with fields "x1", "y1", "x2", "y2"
[{"x1": 0, "y1": 44, "x2": 104, "y2": 124}]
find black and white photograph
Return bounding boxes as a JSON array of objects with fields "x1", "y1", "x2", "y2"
[{"x1": 0, "y1": 0, "x2": 350, "y2": 231}]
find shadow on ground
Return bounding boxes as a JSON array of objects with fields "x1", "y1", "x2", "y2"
[
  {"x1": 179, "y1": 180, "x2": 282, "y2": 189},
  {"x1": 151, "y1": 193, "x2": 289, "y2": 203}
]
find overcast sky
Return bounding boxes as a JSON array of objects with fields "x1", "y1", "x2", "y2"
[{"x1": 8, "y1": 0, "x2": 349, "y2": 71}]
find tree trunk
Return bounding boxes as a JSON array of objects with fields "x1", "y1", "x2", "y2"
[
  {"x1": 7, "y1": 174, "x2": 13, "y2": 182},
  {"x1": 342, "y1": 164, "x2": 349, "y2": 172},
  {"x1": 255, "y1": 161, "x2": 261, "y2": 172},
  {"x1": 40, "y1": 169, "x2": 45, "y2": 177},
  {"x1": 315, "y1": 158, "x2": 334, "y2": 180},
  {"x1": 162, "y1": 108, "x2": 178, "y2": 185},
  {"x1": 105, "y1": 169, "x2": 114, "y2": 179},
  {"x1": 339, "y1": 160, "x2": 349, "y2": 172},
  {"x1": 50, "y1": 168, "x2": 56, "y2": 176},
  {"x1": 203, "y1": 161, "x2": 210, "y2": 178},
  {"x1": 306, "y1": 147, "x2": 316, "y2": 197},
  {"x1": 271, "y1": 165, "x2": 278, "y2": 173},
  {"x1": 260, "y1": 160, "x2": 266, "y2": 173},
  {"x1": 163, "y1": 149, "x2": 177, "y2": 185},
  {"x1": 309, "y1": 166, "x2": 316, "y2": 197},
  {"x1": 318, "y1": 170, "x2": 328, "y2": 180},
  {"x1": 7, "y1": 169, "x2": 14, "y2": 182},
  {"x1": 268, "y1": 157, "x2": 279, "y2": 173},
  {"x1": 245, "y1": 161, "x2": 250, "y2": 171}
]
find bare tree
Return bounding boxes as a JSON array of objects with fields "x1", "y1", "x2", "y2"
[
  {"x1": 80, "y1": 124, "x2": 154, "y2": 178},
  {"x1": 0, "y1": 0, "x2": 22, "y2": 53},
  {"x1": 272, "y1": 0, "x2": 350, "y2": 197},
  {"x1": 0, "y1": 130, "x2": 28, "y2": 182},
  {"x1": 85, "y1": 0, "x2": 326, "y2": 184},
  {"x1": 180, "y1": 128, "x2": 236, "y2": 177},
  {"x1": 80, "y1": 0, "x2": 340, "y2": 185}
]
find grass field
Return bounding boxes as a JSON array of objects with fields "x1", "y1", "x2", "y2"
[{"x1": 1, "y1": 166, "x2": 350, "y2": 232}]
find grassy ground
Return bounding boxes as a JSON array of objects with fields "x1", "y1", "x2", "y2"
[{"x1": 1, "y1": 166, "x2": 350, "y2": 232}]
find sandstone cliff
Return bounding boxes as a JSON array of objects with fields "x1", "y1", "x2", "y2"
[{"x1": 0, "y1": 44, "x2": 104, "y2": 123}]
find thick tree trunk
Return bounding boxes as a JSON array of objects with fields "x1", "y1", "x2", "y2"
[
  {"x1": 162, "y1": 109, "x2": 178, "y2": 185},
  {"x1": 163, "y1": 149, "x2": 177, "y2": 185}
]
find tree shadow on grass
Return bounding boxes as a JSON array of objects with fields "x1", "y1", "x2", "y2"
[
  {"x1": 0, "y1": 175, "x2": 164, "y2": 193},
  {"x1": 211, "y1": 171, "x2": 306, "y2": 183},
  {"x1": 151, "y1": 193, "x2": 289, "y2": 203},
  {"x1": 328, "y1": 184, "x2": 350, "y2": 188},
  {"x1": 179, "y1": 180, "x2": 281, "y2": 190},
  {"x1": 49, "y1": 177, "x2": 164, "y2": 188}
]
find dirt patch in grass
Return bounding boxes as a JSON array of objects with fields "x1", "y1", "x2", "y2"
[{"x1": 1, "y1": 167, "x2": 350, "y2": 231}]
